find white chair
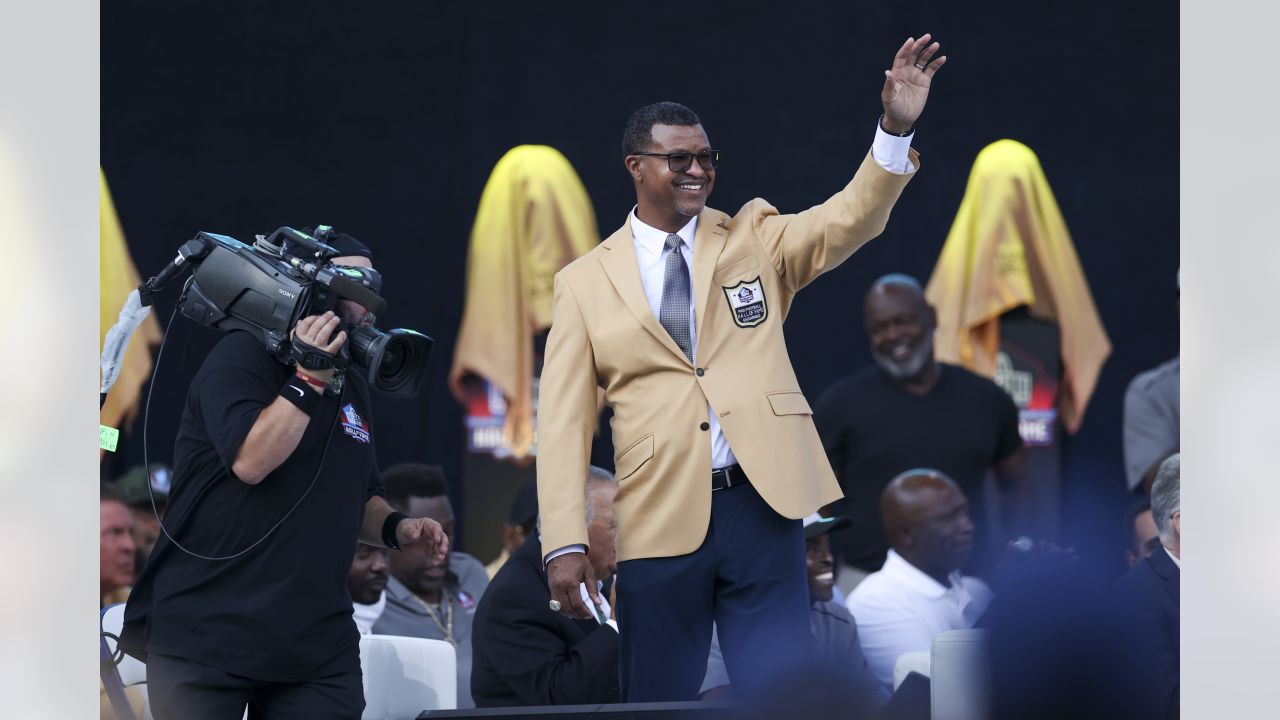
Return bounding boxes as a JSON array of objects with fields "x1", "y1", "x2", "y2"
[
  {"x1": 101, "y1": 603, "x2": 152, "y2": 720},
  {"x1": 893, "y1": 650, "x2": 932, "y2": 690},
  {"x1": 929, "y1": 629, "x2": 988, "y2": 720},
  {"x1": 358, "y1": 634, "x2": 456, "y2": 720}
]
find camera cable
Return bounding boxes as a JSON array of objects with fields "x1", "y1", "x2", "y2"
[{"x1": 141, "y1": 301, "x2": 338, "y2": 562}]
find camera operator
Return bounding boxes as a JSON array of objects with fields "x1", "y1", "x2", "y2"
[{"x1": 120, "y1": 232, "x2": 448, "y2": 720}]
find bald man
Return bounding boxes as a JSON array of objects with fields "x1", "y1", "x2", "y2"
[
  {"x1": 845, "y1": 469, "x2": 993, "y2": 696},
  {"x1": 814, "y1": 274, "x2": 1027, "y2": 588}
]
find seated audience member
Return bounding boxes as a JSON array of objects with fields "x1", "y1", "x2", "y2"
[
  {"x1": 470, "y1": 467, "x2": 620, "y2": 707},
  {"x1": 1124, "y1": 495, "x2": 1161, "y2": 569},
  {"x1": 117, "y1": 463, "x2": 171, "y2": 570},
  {"x1": 847, "y1": 469, "x2": 993, "y2": 696},
  {"x1": 486, "y1": 479, "x2": 539, "y2": 579},
  {"x1": 1122, "y1": 356, "x2": 1179, "y2": 495},
  {"x1": 1122, "y1": 272, "x2": 1178, "y2": 497},
  {"x1": 1116, "y1": 454, "x2": 1180, "y2": 719},
  {"x1": 101, "y1": 481, "x2": 137, "y2": 607},
  {"x1": 348, "y1": 541, "x2": 391, "y2": 634},
  {"x1": 373, "y1": 463, "x2": 489, "y2": 709},
  {"x1": 700, "y1": 513, "x2": 879, "y2": 711}
]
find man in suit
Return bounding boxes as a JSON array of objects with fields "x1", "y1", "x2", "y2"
[
  {"x1": 1116, "y1": 453, "x2": 1180, "y2": 719},
  {"x1": 471, "y1": 467, "x2": 620, "y2": 707},
  {"x1": 537, "y1": 34, "x2": 947, "y2": 701}
]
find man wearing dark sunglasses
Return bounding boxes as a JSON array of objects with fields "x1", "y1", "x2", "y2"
[{"x1": 537, "y1": 34, "x2": 946, "y2": 702}]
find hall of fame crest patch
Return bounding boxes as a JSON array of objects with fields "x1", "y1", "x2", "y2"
[
  {"x1": 722, "y1": 276, "x2": 768, "y2": 328},
  {"x1": 339, "y1": 402, "x2": 371, "y2": 444}
]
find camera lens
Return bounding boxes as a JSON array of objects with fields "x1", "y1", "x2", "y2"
[
  {"x1": 347, "y1": 326, "x2": 433, "y2": 398},
  {"x1": 378, "y1": 340, "x2": 408, "y2": 380}
]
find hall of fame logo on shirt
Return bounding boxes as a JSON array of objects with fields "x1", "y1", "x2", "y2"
[
  {"x1": 339, "y1": 403, "x2": 371, "y2": 444},
  {"x1": 721, "y1": 276, "x2": 768, "y2": 328},
  {"x1": 457, "y1": 589, "x2": 478, "y2": 612}
]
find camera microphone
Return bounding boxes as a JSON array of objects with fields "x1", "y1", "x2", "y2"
[{"x1": 328, "y1": 273, "x2": 387, "y2": 315}]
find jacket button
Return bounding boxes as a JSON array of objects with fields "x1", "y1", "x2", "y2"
[
  {"x1": 695, "y1": 367, "x2": 705, "y2": 377},
  {"x1": 700, "y1": 422, "x2": 710, "y2": 431}
]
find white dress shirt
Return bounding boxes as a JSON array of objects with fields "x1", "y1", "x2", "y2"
[
  {"x1": 545, "y1": 124, "x2": 914, "y2": 565},
  {"x1": 845, "y1": 550, "x2": 993, "y2": 696}
]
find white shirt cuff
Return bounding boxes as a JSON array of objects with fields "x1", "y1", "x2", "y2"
[
  {"x1": 544, "y1": 543, "x2": 586, "y2": 566},
  {"x1": 871, "y1": 121, "x2": 916, "y2": 174}
]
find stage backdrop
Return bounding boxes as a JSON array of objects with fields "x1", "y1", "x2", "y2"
[{"x1": 102, "y1": 0, "x2": 1177, "y2": 566}]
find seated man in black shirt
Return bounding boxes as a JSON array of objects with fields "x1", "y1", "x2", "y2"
[
  {"x1": 813, "y1": 274, "x2": 1028, "y2": 585},
  {"x1": 121, "y1": 231, "x2": 448, "y2": 720},
  {"x1": 470, "y1": 466, "x2": 620, "y2": 707}
]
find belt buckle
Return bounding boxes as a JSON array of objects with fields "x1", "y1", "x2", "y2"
[{"x1": 714, "y1": 465, "x2": 734, "y2": 491}]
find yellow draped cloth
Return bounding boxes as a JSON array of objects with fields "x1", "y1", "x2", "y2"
[
  {"x1": 448, "y1": 146, "x2": 599, "y2": 460},
  {"x1": 100, "y1": 168, "x2": 163, "y2": 433},
  {"x1": 925, "y1": 140, "x2": 1110, "y2": 433}
]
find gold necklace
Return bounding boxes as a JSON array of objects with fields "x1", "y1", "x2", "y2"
[{"x1": 412, "y1": 589, "x2": 455, "y2": 647}]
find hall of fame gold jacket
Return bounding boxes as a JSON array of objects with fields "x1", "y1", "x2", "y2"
[{"x1": 537, "y1": 149, "x2": 919, "y2": 563}]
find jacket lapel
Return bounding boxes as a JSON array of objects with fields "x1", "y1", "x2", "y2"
[
  {"x1": 691, "y1": 210, "x2": 729, "y2": 343},
  {"x1": 599, "y1": 221, "x2": 692, "y2": 363},
  {"x1": 1150, "y1": 546, "x2": 1180, "y2": 605}
]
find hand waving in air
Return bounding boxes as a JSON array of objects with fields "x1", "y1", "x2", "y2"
[{"x1": 881, "y1": 33, "x2": 947, "y2": 134}]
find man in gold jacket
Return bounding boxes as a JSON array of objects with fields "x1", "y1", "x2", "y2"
[{"x1": 537, "y1": 34, "x2": 946, "y2": 701}]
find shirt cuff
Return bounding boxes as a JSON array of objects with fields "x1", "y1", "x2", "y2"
[
  {"x1": 604, "y1": 618, "x2": 619, "y2": 633},
  {"x1": 544, "y1": 543, "x2": 587, "y2": 566},
  {"x1": 871, "y1": 121, "x2": 915, "y2": 174}
]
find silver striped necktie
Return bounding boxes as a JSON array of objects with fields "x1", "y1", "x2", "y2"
[{"x1": 658, "y1": 233, "x2": 693, "y2": 361}]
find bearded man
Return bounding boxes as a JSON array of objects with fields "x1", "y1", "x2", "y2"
[{"x1": 812, "y1": 274, "x2": 1027, "y2": 587}]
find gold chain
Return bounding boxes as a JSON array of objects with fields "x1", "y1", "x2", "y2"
[{"x1": 411, "y1": 589, "x2": 455, "y2": 647}]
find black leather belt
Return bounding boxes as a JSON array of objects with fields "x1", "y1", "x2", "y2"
[{"x1": 711, "y1": 464, "x2": 748, "y2": 491}]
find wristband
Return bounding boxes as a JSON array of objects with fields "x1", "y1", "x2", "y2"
[
  {"x1": 878, "y1": 114, "x2": 915, "y2": 138},
  {"x1": 295, "y1": 370, "x2": 327, "y2": 392},
  {"x1": 280, "y1": 376, "x2": 321, "y2": 414},
  {"x1": 382, "y1": 511, "x2": 408, "y2": 550}
]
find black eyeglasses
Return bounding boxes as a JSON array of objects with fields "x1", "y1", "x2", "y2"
[{"x1": 631, "y1": 150, "x2": 721, "y2": 173}]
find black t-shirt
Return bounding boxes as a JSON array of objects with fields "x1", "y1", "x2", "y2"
[
  {"x1": 121, "y1": 330, "x2": 383, "y2": 682},
  {"x1": 812, "y1": 363, "x2": 1022, "y2": 573}
]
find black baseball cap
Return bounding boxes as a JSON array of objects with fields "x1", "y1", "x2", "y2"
[{"x1": 803, "y1": 512, "x2": 851, "y2": 540}]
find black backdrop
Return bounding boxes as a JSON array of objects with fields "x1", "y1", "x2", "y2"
[{"x1": 102, "y1": 0, "x2": 1177, "y2": 563}]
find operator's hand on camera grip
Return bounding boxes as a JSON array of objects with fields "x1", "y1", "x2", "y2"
[
  {"x1": 395, "y1": 516, "x2": 450, "y2": 567},
  {"x1": 291, "y1": 311, "x2": 347, "y2": 384}
]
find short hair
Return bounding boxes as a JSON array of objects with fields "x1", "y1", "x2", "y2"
[
  {"x1": 101, "y1": 480, "x2": 127, "y2": 504},
  {"x1": 621, "y1": 101, "x2": 702, "y2": 157},
  {"x1": 381, "y1": 463, "x2": 448, "y2": 513},
  {"x1": 870, "y1": 273, "x2": 924, "y2": 294},
  {"x1": 536, "y1": 465, "x2": 617, "y2": 533},
  {"x1": 1122, "y1": 495, "x2": 1152, "y2": 549},
  {"x1": 1150, "y1": 453, "x2": 1180, "y2": 544},
  {"x1": 584, "y1": 466, "x2": 617, "y2": 526}
]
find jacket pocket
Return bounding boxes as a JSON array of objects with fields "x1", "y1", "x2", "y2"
[
  {"x1": 614, "y1": 433, "x2": 654, "y2": 481},
  {"x1": 766, "y1": 391, "x2": 813, "y2": 416},
  {"x1": 712, "y1": 254, "x2": 760, "y2": 284}
]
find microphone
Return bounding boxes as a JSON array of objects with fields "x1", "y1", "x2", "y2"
[{"x1": 328, "y1": 273, "x2": 388, "y2": 315}]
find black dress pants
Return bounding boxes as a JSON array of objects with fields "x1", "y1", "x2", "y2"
[{"x1": 146, "y1": 652, "x2": 364, "y2": 720}]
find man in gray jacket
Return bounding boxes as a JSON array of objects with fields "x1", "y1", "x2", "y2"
[
  {"x1": 700, "y1": 513, "x2": 879, "y2": 707},
  {"x1": 372, "y1": 463, "x2": 490, "y2": 709}
]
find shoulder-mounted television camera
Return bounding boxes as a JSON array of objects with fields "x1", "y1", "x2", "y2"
[{"x1": 143, "y1": 225, "x2": 432, "y2": 398}]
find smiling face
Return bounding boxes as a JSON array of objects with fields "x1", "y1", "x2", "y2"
[
  {"x1": 806, "y1": 533, "x2": 836, "y2": 602},
  {"x1": 626, "y1": 123, "x2": 715, "y2": 232},
  {"x1": 864, "y1": 282, "x2": 937, "y2": 382}
]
